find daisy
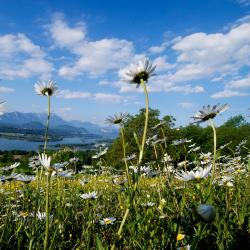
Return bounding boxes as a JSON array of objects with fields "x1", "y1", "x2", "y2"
[
  {"x1": 34, "y1": 80, "x2": 58, "y2": 96},
  {"x1": 105, "y1": 112, "x2": 128, "y2": 125},
  {"x1": 172, "y1": 138, "x2": 192, "y2": 146},
  {"x1": 175, "y1": 165, "x2": 212, "y2": 181},
  {"x1": 191, "y1": 103, "x2": 229, "y2": 124},
  {"x1": 38, "y1": 153, "x2": 52, "y2": 172},
  {"x1": 92, "y1": 147, "x2": 108, "y2": 159},
  {"x1": 1, "y1": 162, "x2": 20, "y2": 171},
  {"x1": 123, "y1": 58, "x2": 156, "y2": 87},
  {"x1": 80, "y1": 191, "x2": 98, "y2": 199},
  {"x1": 99, "y1": 217, "x2": 116, "y2": 226},
  {"x1": 16, "y1": 174, "x2": 35, "y2": 183}
]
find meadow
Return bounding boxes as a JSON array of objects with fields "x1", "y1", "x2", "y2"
[{"x1": 0, "y1": 59, "x2": 249, "y2": 250}]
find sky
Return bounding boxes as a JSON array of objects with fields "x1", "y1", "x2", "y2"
[{"x1": 0, "y1": 0, "x2": 250, "y2": 126}]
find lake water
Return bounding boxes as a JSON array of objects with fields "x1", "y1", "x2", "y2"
[{"x1": 0, "y1": 137, "x2": 100, "y2": 151}]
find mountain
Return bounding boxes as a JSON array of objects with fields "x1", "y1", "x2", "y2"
[{"x1": 0, "y1": 112, "x2": 118, "y2": 138}]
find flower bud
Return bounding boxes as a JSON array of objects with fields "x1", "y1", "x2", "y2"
[{"x1": 196, "y1": 204, "x2": 216, "y2": 222}]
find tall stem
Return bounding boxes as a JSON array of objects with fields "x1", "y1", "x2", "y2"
[
  {"x1": 208, "y1": 118, "x2": 217, "y2": 197},
  {"x1": 138, "y1": 79, "x2": 149, "y2": 165},
  {"x1": 120, "y1": 127, "x2": 131, "y2": 187},
  {"x1": 44, "y1": 95, "x2": 51, "y2": 153},
  {"x1": 111, "y1": 79, "x2": 149, "y2": 249},
  {"x1": 44, "y1": 172, "x2": 51, "y2": 250}
]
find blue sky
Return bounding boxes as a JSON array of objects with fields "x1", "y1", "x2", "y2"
[{"x1": 0, "y1": 0, "x2": 249, "y2": 126}]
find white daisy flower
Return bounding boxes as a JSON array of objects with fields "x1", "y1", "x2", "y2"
[
  {"x1": 105, "y1": 112, "x2": 129, "y2": 125},
  {"x1": 191, "y1": 103, "x2": 229, "y2": 124},
  {"x1": 38, "y1": 153, "x2": 52, "y2": 172},
  {"x1": 122, "y1": 58, "x2": 156, "y2": 87},
  {"x1": 1, "y1": 162, "x2": 20, "y2": 171},
  {"x1": 92, "y1": 147, "x2": 108, "y2": 159},
  {"x1": 175, "y1": 165, "x2": 212, "y2": 181},
  {"x1": 80, "y1": 191, "x2": 98, "y2": 200},
  {"x1": 99, "y1": 217, "x2": 116, "y2": 226},
  {"x1": 34, "y1": 80, "x2": 58, "y2": 96}
]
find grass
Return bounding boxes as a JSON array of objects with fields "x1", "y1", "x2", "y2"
[{"x1": 0, "y1": 155, "x2": 249, "y2": 249}]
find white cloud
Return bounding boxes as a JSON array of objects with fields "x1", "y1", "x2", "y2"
[
  {"x1": 178, "y1": 102, "x2": 194, "y2": 109},
  {"x1": 211, "y1": 89, "x2": 248, "y2": 99},
  {"x1": 169, "y1": 64, "x2": 210, "y2": 82},
  {"x1": 153, "y1": 56, "x2": 175, "y2": 72},
  {"x1": 149, "y1": 41, "x2": 168, "y2": 54},
  {"x1": 49, "y1": 14, "x2": 136, "y2": 78},
  {"x1": 49, "y1": 13, "x2": 86, "y2": 48},
  {"x1": 226, "y1": 75, "x2": 250, "y2": 89},
  {"x1": 0, "y1": 33, "x2": 53, "y2": 79},
  {"x1": 56, "y1": 89, "x2": 130, "y2": 104},
  {"x1": 236, "y1": 0, "x2": 250, "y2": 6},
  {"x1": 0, "y1": 86, "x2": 15, "y2": 93},
  {"x1": 93, "y1": 93, "x2": 125, "y2": 103},
  {"x1": 172, "y1": 22, "x2": 250, "y2": 81},
  {"x1": 56, "y1": 89, "x2": 91, "y2": 99}
]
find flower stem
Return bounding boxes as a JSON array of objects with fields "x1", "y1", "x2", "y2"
[
  {"x1": 44, "y1": 95, "x2": 51, "y2": 153},
  {"x1": 113, "y1": 79, "x2": 149, "y2": 247},
  {"x1": 120, "y1": 127, "x2": 131, "y2": 187},
  {"x1": 44, "y1": 172, "x2": 51, "y2": 250},
  {"x1": 208, "y1": 118, "x2": 217, "y2": 197},
  {"x1": 138, "y1": 79, "x2": 149, "y2": 164}
]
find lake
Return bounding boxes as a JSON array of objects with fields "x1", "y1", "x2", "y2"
[{"x1": 0, "y1": 137, "x2": 101, "y2": 151}]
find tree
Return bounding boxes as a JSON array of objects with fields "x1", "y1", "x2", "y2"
[{"x1": 222, "y1": 115, "x2": 247, "y2": 128}]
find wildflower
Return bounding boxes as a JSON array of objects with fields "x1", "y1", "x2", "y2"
[
  {"x1": 122, "y1": 153, "x2": 136, "y2": 162},
  {"x1": 38, "y1": 153, "x2": 52, "y2": 172},
  {"x1": 16, "y1": 175, "x2": 35, "y2": 183},
  {"x1": 191, "y1": 103, "x2": 229, "y2": 123},
  {"x1": 219, "y1": 141, "x2": 232, "y2": 150},
  {"x1": 172, "y1": 138, "x2": 192, "y2": 146},
  {"x1": 152, "y1": 120, "x2": 167, "y2": 130},
  {"x1": 200, "y1": 152, "x2": 212, "y2": 165},
  {"x1": 99, "y1": 217, "x2": 116, "y2": 226},
  {"x1": 1, "y1": 162, "x2": 20, "y2": 171},
  {"x1": 92, "y1": 147, "x2": 108, "y2": 159},
  {"x1": 129, "y1": 165, "x2": 152, "y2": 175},
  {"x1": 176, "y1": 233, "x2": 185, "y2": 241},
  {"x1": 163, "y1": 153, "x2": 172, "y2": 163},
  {"x1": 36, "y1": 211, "x2": 52, "y2": 220},
  {"x1": 105, "y1": 112, "x2": 128, "y2": 125},
  {"x1": 69, "y1": 157, "x2": 79, "y2": 163},
  {"x1": 34, "y1": 80, "x2": 57, "y2": 96},
  {"x1": 4, "y1": 173, "x2": 20, "y2": 181},
  {"x1": 175, "y1": 165, "x2": 212, "y2": 181},
  {"x1": 188, "y1": 146, "x2": 200, "y2": 153},
  {"x1": 196, "y1": 204, "x2": 216, "y2": 222},
  {"x1": 37, "y1": 211, "x2": 47, "y2": 220},
  {"x1": 177, "y1": 160, "x2": 189, "y2": 168},
  {"x1": 141, "y1": 202, "x2": 155, "y2": 207},
  {"x1": 57, "y1": 170, "x2": 74, "y2": 178},
  {"x1": 123, "y1": 58, "x2": 156, "y2": 87},
  {"x1": 80, "y1": 191, "x2": 98, "y2": 200}
]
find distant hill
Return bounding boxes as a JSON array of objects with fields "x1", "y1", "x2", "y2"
[{"x1": 0, "y1": 112, "x2": 118, "y2": 138}]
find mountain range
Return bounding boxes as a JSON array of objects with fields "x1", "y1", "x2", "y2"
[{"x1": 0, "y1": 112, "x2": 118, "y2": 138}]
